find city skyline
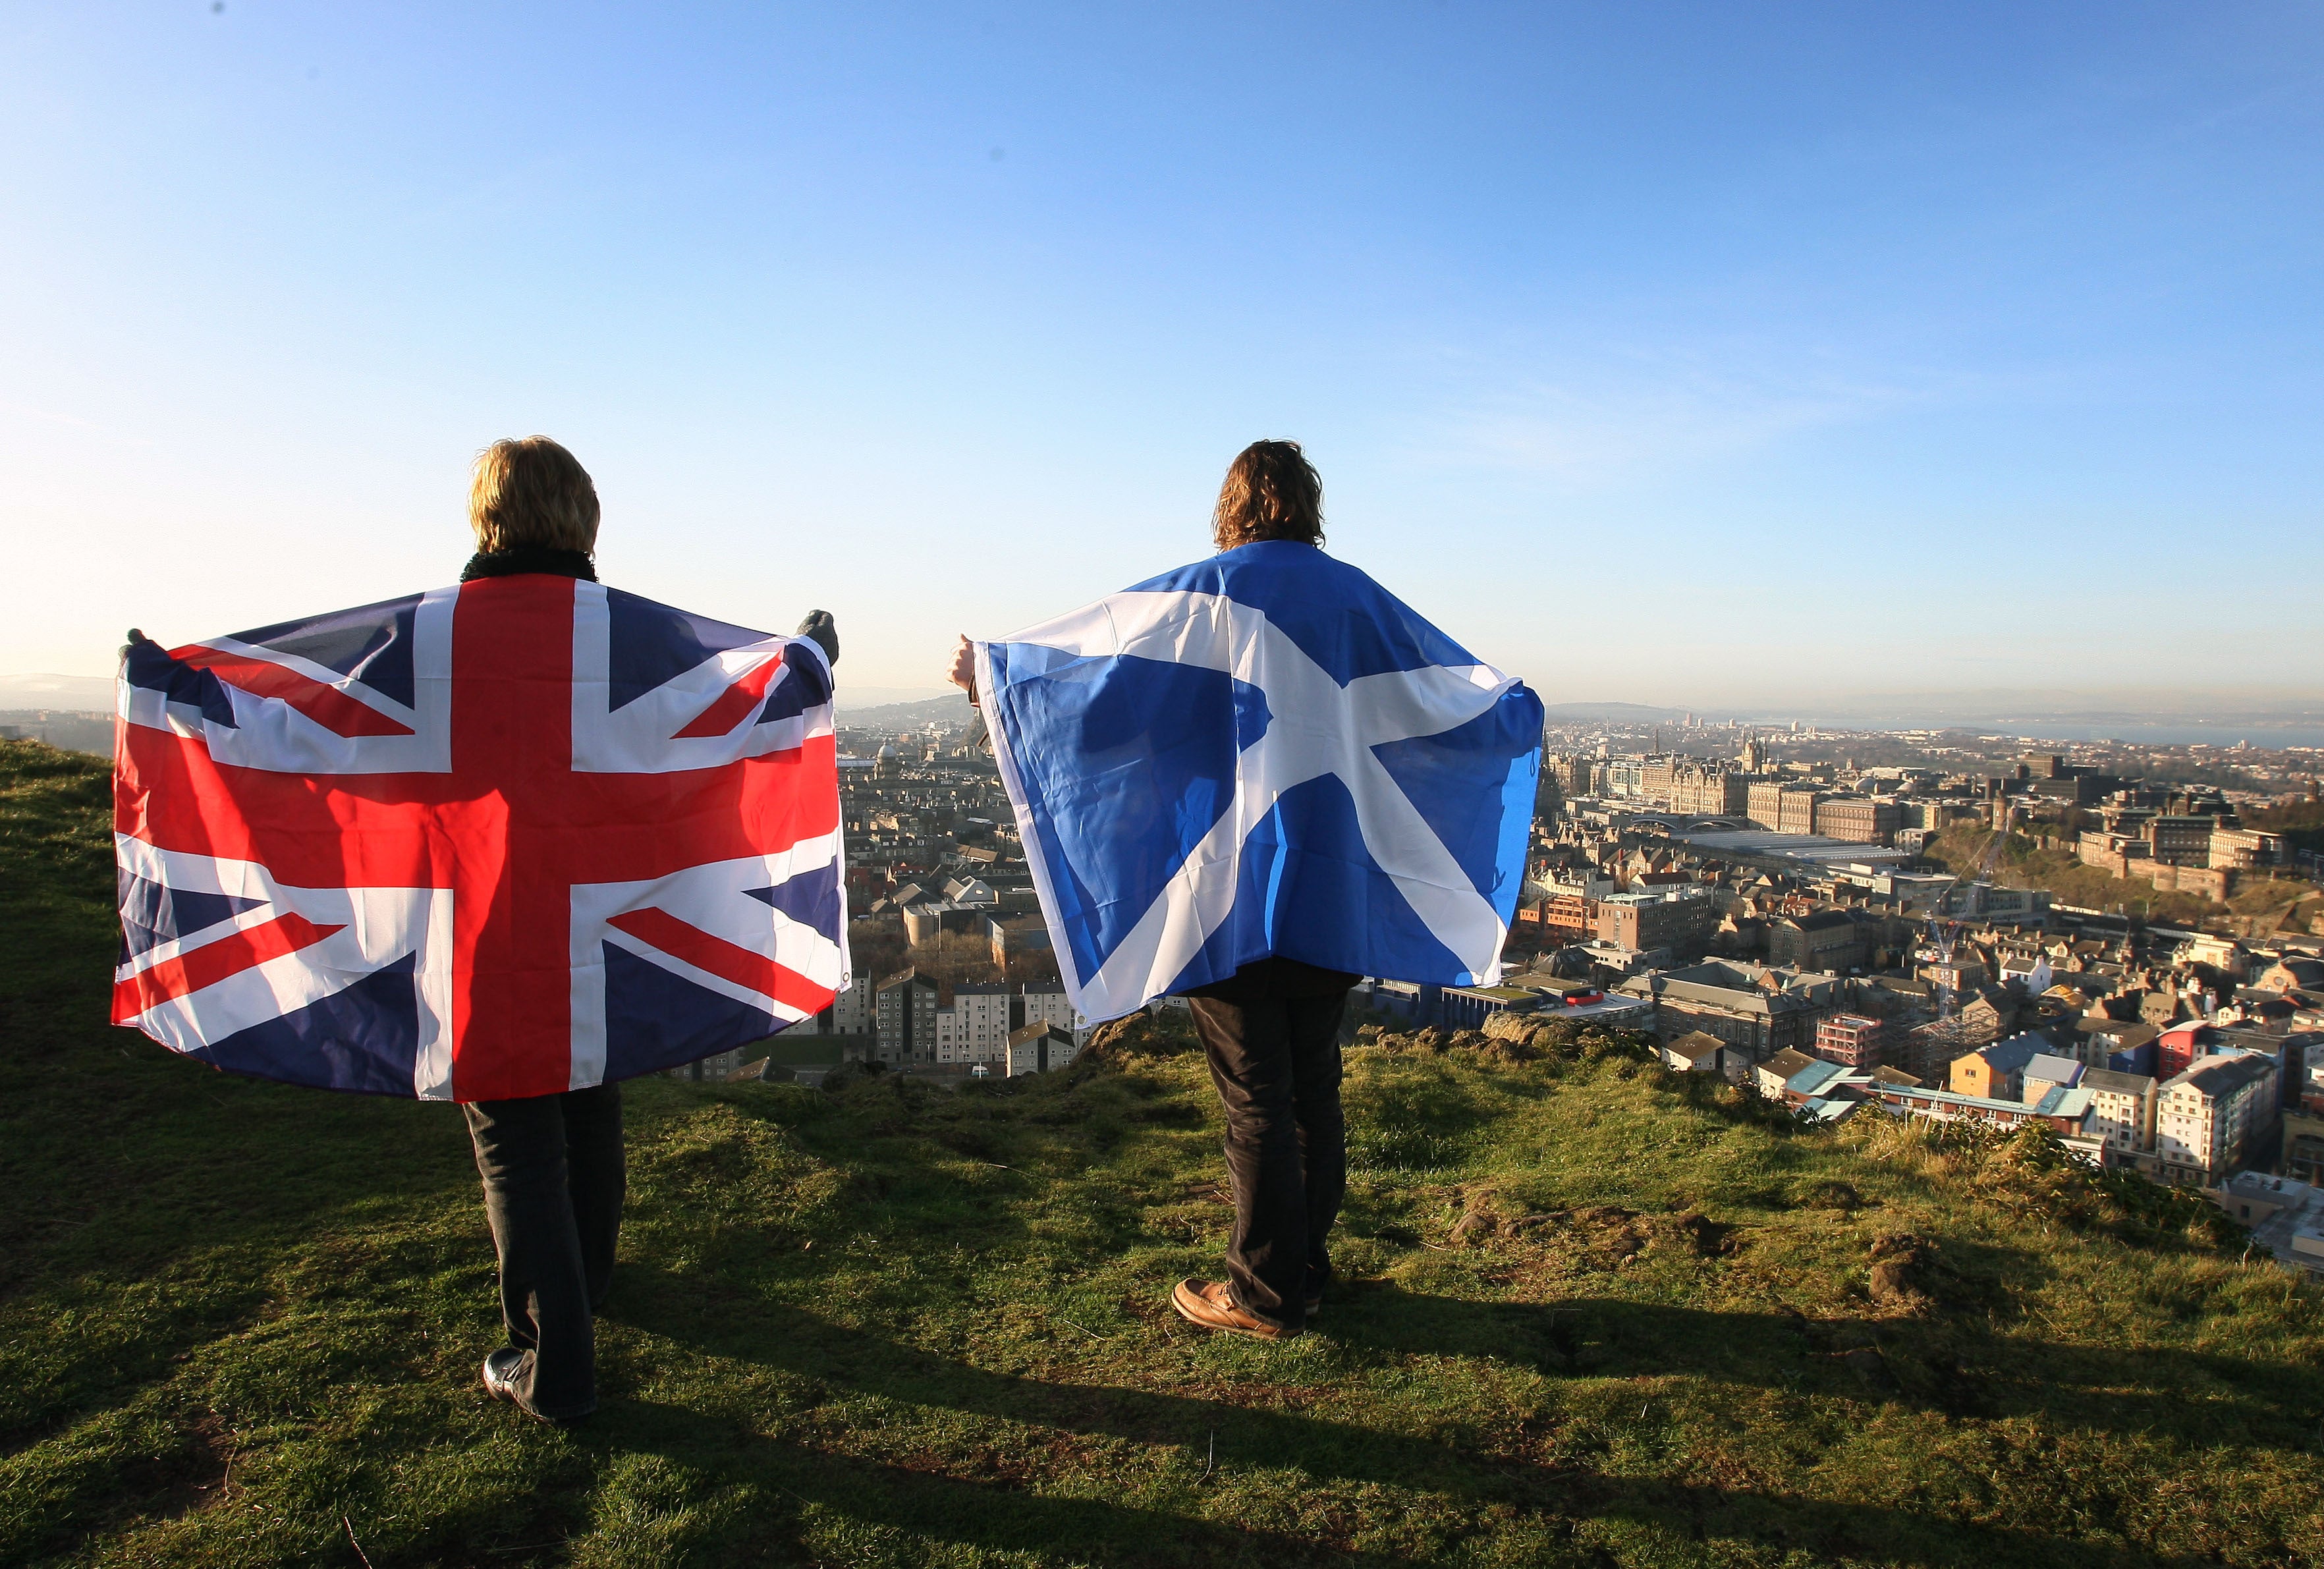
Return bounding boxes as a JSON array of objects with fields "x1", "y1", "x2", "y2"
[{"x1": 4, "y1": 4, "x2": 2319, "y2": 700}]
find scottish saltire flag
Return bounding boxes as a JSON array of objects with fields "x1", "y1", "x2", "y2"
[
  {"x1": 113, "y1": 578, "x2": 848, "y2": 1101},
  {"x1": 976, "y1": 541, "x2": 1543, "y2": 1023}
]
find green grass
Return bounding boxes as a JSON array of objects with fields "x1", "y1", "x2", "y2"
[
  {"x1": 754, "y1": 1035, "x2": 846, "y2": 1068},
  {"x1": 5, "y1": 734, "x2": 2324, "y2": 1567}
]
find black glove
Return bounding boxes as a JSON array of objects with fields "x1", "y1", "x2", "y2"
[{"x1": 795, "y1": 609, "x2": 839, "y2": 667}]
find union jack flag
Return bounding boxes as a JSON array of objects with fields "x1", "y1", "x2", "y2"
[{"x1": 112, "y1": 577, "x2": 848, "y2": 1101}]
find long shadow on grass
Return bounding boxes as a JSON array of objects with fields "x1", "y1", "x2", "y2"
[
  {"x1": 1329, "y1": 1282, "x2": 2323, "y2": 1450},
  {"x1": 596, "y1": 1396, "x2": 1421, "y2": 1568},
  {"x1": 609, "y1": 1264, "x2": 2241, "y2": 1569}
]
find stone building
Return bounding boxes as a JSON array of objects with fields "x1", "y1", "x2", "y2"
[
  {"x1": 1747, "y1": 782, "x2": 1823, "y2": 835},
  {"x1": 1596, "y1": 887, "x2": 1715, "y2": 959},
  {"x1": 2144, "y1": 815, "x2": 2219, "y2": 867},
  {"x1": 1769, "y1": 908, "x2": 1866, "y2": 974},
  {"x1": 1812, "y1": 796, "x2": 1902, "y2": 845},
  {"x1": 1615, "y1": 960, "x2": 1825, "y2": 1061}
]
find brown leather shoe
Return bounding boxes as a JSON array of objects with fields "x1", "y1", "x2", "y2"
[{"x1": 1171, "y1": 1279, "x2": 1298, "y2": 1340}]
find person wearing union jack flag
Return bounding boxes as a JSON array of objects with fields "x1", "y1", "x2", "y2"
[
  {"x1": 115, "y1": 436, "x2": 845, "y2": 1421},
  {"x1": 451, "y1": 440, "x2": 839, "y2": 1419}
]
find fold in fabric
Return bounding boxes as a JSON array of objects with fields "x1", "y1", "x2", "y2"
[{"x1": 979, "y1": 543, "x2": 1542, "y2": 1023}]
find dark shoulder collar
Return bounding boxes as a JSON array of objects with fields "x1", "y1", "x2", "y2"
[{"x1": 460, "y1": 545, "x2": 599, "y2": 582}]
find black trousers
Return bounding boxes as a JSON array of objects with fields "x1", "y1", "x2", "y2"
[
  {"x1": 1183, "y1": 958, "x2": 1356, "y2": 1333},
  {"x1": 460, "y1": 1082, "x2": 625, "y2": 1419}
]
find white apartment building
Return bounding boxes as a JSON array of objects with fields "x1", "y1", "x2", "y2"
[
  {"x1": 1018, "y1": 982, "x2": 1090, "y2": 1043},
  {"x1": 2153, "y1": 1051, "x2": 2280, "y2": 1186},
  {"x1": 935, "y1": 983, "x2": 1016, "y2": 1066},
  {"x1": 2080, "y1": 1068, "x2": 2159, "y2": 1161}
]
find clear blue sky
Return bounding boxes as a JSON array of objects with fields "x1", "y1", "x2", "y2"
[{"x1": 4, "y1": 2, "x2": 2319, "y2": 709}]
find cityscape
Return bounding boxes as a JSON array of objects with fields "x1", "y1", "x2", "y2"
[
  {"x1": 665, "y1": 691, "x2": 2324, "y2": 1276},
  {"x1": 9, "y1": 4, "x2": 2324, "y2": 1560}
]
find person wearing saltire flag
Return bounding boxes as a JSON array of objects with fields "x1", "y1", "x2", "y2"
[
  {"x1": 113, "y1": 437, "x2": 846, "y2": 1420},
  {"x1": 949, "y1": 439, "x2": 1542, "y2": 1340}
]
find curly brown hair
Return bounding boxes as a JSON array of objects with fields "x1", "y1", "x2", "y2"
[{"x1": 1211, "y1": 439, "x2": 1323, "y2": 552}]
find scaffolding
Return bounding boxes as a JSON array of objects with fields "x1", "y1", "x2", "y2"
[{"x1": 1897, "y1": 1016, "x2": 1983, "y2": 1087}]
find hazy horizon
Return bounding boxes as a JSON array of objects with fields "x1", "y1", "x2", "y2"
[
  {"x1": 11, "y1": 665, "x2": 2321, "y2": 746},
  {"x1": 5, "y1": 5, "x2": 2319, "y2": 698}
]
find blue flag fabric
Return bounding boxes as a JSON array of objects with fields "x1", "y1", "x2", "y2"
[{"x1": 976, "y1": 542, "x2": 1544, "y2": 1023}]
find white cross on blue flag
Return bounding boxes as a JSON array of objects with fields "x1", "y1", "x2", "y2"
[{"x1": 976, "y1": 542, "x2": 1544, "y2": 1023}]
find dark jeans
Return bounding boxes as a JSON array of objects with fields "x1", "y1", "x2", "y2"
[
  {"x1": 1183, "y1": 958, "x2": 1356, "y2": 1333},
  {"x1": 460, "y1": 1082, "x2": 625, "y2": 1418}
]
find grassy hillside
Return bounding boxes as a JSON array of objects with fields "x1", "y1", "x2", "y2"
[{"x1": 4, "y1": 734, "x2": 2323, "y2": 1568}]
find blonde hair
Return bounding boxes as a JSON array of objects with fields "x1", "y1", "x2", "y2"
[
  {"x1": 468, "y1": 437, "x2": 600, "y2": 554},
  {"x1": 1211, "y1": 439, "x2": 1323, "y2": 551}
]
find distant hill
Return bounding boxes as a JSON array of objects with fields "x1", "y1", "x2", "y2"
[
  {"x1": 837, "y1": 694, "x2": 977, "y2": 730},
  {"x1": 1538, "y1": 700, "x2": 1690, "y2": 723},
  {"x1": 831, "y1": 684, "x2": 956, "y2": 712},
  {"x1": 0, "y1": 672, "x2": 112, "y2": 709},
  {"x1": 3, "y1": 734, "x2": 2317, "y2": 1566}
]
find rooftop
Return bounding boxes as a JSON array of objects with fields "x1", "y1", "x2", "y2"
[
  {"x1": 2166, "y1": 1051, "x2": 2281, "y2": 1097},
  {"x1": 2220, "y1": 1171, "x2": 2317, "y2": 1204},
  {"x1": 1873, "y1": 1082, "x2": 2082, "y2": 1120},
  {"x1": 1785, "y1": 1059, "x2": 1849, "y2": 1097}
]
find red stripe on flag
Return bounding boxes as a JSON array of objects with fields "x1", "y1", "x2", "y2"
[
  {"x1": 605, "y1": 906, "x2": 833, "y2": 1016},
  {"x1": 671, "y1": 652, "x2": 787, "y2": 739},
  {"x1": 175, "y1": 646, "x2": 416, "y2": 737},
  {"x1": 111, "y1": 910, "x2": 346, "y2": 1023}
]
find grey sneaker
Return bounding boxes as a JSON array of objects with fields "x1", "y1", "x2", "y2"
[
  {"x1": 481, "y1": 1348, "x2": 530, "y2": 1408},
  {"x1": 482, "y1": 1348, "x2": 592, "y2": 1422}
]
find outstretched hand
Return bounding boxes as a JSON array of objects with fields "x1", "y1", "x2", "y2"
[
  {"x1": 947, "y1": 634, "x2": 977, "y2": 703},
  {"x1": 794, "y1": 609, "x2": 839, "y2": 667}
]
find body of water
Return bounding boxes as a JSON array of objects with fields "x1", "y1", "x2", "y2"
[{"x1": 1944, "y1": 721, "x2": 2324, "y2": 748}]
